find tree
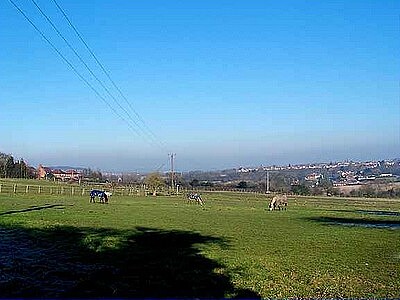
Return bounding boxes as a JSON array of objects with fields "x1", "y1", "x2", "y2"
[
  {"x1": 237, "y1": 181, "x2": 247, "y2": 189},
  {"x1": 174, "y1": 173, "x2": 188, "y2": 188},
  {"x1": 0, "y1": 153, "x2": 34, "y2": 179},
  {"x1": 145, "y1": 173, "x2": 165, "y2": 196},
  {"x1": 359, "y1": 185, "x2": 377, "y2": 198},
  {"x1": 86, "y1": 169, "x2": 103, "y2": 182},
  {"x1": 291, "y1": 184, "x2": 310, "y2": 196},
  {"x1": 315, "y1": 176, "x2": 333, "y2": 194},
  {"x1": 0, "y1": 153, "x2": 8, "y2": 178},
  {"x1": 190, "y1": 179, "x2": 199, "y2": 188},
  {"x1": 270, "y1": 174, "x2": 290, "y2": 192},
  {"x1": 4, "y1": 155, "x2": 14, "y2": 178}
]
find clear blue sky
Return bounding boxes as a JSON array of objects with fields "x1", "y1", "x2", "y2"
[{"x1": 0, "y1": 0, "x2": 399, "y2": 172}]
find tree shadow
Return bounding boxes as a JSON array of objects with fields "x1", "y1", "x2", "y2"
[
  {"x1": 0, "y1": 204, "x2": 67, "y2": 216},
  {"x1": 327, "y1": 209, "x2": 400, "y2": 217},
  {"x1": 306, "y1": 216, "x2": 400, "y2": 229},
  {"x1": 0, "y1": 225, "x2": 260, "y2": 298}
]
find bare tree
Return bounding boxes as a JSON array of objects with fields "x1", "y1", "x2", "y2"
[{"x1": 144, "y1": 173, "x2": 166, "y2": 196}]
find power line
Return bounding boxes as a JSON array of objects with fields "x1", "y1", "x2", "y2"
[
  {"x1": 50, "y1": 0, "x2": 166, "y2": 148},
  {"x1": 7, "y1": 0, "x2": 147, "y2": 140},
  {"x1": 28, "y1": 0, "x2": 162, "y2": 148},
  {"x1": 7, "y1": 0, "x2": 166, "y2": 150}
]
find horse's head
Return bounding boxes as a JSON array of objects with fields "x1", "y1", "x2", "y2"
[{"x1": 105, "y1": 191, "x2": 112, "y2": 197}]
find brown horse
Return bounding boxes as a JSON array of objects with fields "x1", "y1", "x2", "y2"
[{"x1": 269, "y1": 194, "x2": 288, "y2": 211}]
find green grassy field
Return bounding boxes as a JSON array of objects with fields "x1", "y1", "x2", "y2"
[{"x1": 0, "y1": 191, "x2": 399, "y2": 298}]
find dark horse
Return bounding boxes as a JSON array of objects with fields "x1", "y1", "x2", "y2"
[{"x1": 90, "y1": 190, "x2": 111, "y2": 203}]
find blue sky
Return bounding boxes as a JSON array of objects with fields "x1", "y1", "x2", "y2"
[{"x1": 0, "y1": 0, "x2": 399, "y2": 172}]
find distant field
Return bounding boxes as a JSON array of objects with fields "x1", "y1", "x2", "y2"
[
  {"x1": 336, "y1": 181, "x2": 400, "y2": 193},
  {"x1": 0, "y1": 190, "x2": 399, "y2": 298}
]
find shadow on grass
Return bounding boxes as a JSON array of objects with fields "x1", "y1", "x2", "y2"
[
  {"x1": 327, "y1": 209, "x2": 400, "y2": 217},
  {"x1": 0, "y1": 204, "x2": 67, "y2": 216},
  {"x1": 307, "y1": 216, "x2": 400, "y2": 229},
  {"x1": 0, "y1": 225, "x2": 260, "y2": 298}
]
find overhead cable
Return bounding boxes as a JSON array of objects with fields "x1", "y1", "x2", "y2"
[
  {"x1": 8, "y1": 0, "x2": 163, "y2": 149},
  {"x1": 7, "y1": 0, "x2": 149, "y2": 141},
  {"x1": 29, "y1": 0, "x2": 162, "y2": 148},
  {"x1": 50, "y1": 0, "x2": 166, "y2": 148}
]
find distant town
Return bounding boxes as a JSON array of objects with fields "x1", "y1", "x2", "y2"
[{"x1": 235, "y1": 159, "x2": 398, "y2": 187}]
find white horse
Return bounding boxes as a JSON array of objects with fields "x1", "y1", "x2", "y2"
[
  {"x1": 269, "y1": 194, "x2": 288, "y2": 211},
  {"x1": 186, "y1": 192, "x2": 204, "y2": 206}
]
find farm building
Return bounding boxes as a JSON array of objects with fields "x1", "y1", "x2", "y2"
[{"x1": 37, "y1": 165, "x2": 82, "y2": 181}]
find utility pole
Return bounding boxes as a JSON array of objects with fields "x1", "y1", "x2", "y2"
[
  {"x1": 169, "y1": 153, "x2": 176, "y2": 192},
  {"x1": 265, "y1": 170, "x2": 270, "y2": 194}
]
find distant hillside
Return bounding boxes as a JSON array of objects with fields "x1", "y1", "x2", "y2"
[{"x1": 48, "y1": 166, "x2": 88, "y2": 171}]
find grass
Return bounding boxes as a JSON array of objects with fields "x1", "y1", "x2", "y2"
[{"x1": 0, "y1": 190, "x2": 399, "y2": 298}]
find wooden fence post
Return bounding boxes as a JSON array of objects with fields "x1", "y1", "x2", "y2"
[
  {"x1": 50, "y1": 187, "x2": 53, "y2": 194},
  {"x1": 38, "y1": 186, "x2": 41, "y2": 194},
  {"x1": 72, "y1": 187, "x2": 74, "y2": 196},
  {"x1": 14, "y1": 184, "x2": 17, "y2": 193},
  {"x1": 0, "y1": 184, "x2": 2, "y2": 193},
  {"x1": 82, "y1": 188, "x2": 85, "y2": 196},
  {"x1": 26, "y1": 185, "x2": 29, "y2": 194}
]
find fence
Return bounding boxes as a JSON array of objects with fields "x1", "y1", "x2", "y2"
[
  {"x1": 0, "y1": 183, "x2": 147, "y2": 197},
  {"x1": 0, "y1": 182, "x2": 271, "y2": 198}
]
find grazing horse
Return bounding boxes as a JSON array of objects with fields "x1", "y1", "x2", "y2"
[
  {"x1": 186, "y1": 192, "x2": 204, "y2": 206},
  {"x1": 90, "y1": 190, "x2": 112, "y2": 204},
  {"x1": 269, "y1": 194, "x2": 288, "y2": 211}
]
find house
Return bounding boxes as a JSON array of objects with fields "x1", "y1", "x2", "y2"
[
  {"x1": 52, "y1": 169, "x2": 82, "y2": 181},
  {"x1": 37, "y1": 165, "x2": 82, "y2": 181},
  {"x1": 305, "y1": 173, "x2": 323, "y2": 181},
  {"x1": 37, "y1": 164, "x2": 52, "y2": 180}
]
